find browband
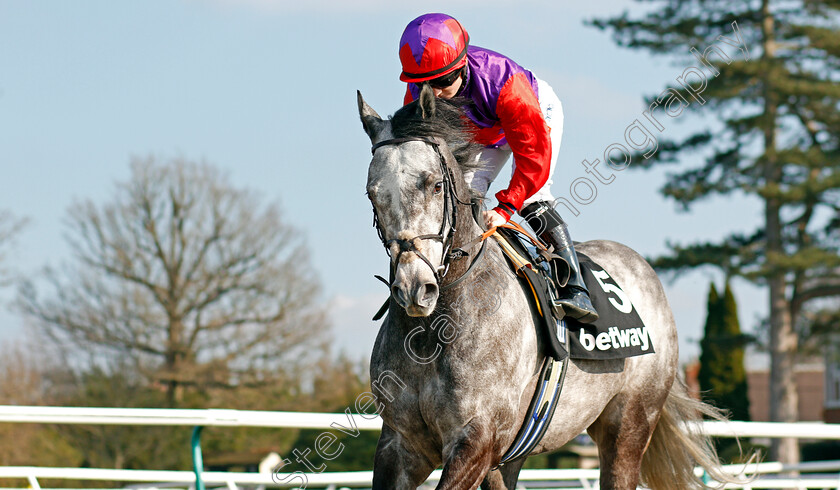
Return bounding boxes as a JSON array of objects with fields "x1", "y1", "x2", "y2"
[{"x1": 371, "y1": 137, "x2": 439, "y2": 154}]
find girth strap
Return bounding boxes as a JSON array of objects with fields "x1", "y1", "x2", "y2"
[{"x1": 496, "y1": 350, "x2": 569, "y2": 467}]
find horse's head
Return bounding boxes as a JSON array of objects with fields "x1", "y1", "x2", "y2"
[{"x1": 358, "y1": 86, "x2": 480, "y2": 317}]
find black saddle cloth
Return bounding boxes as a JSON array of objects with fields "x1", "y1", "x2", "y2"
[{"x1": 567, "y1": 254, "x2": 654, "y2": 360}]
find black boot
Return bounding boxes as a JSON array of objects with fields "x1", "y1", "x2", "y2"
[{"x1": 521, "y1": 201, "x2": 599, "y2": 323}]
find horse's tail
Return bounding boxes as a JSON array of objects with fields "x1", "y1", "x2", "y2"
[{"x1": 641, "y1": 378, "x2": 751, "y2": 490}]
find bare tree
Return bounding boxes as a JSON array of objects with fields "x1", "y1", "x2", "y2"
[
  {"x1": 19, "y1": 156, "x2": 329, "y2": 405},
  {"x1": 0, "y1": 211, "x2": 27, "y2": 286}
]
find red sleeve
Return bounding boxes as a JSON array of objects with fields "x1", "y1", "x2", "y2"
[
  {"x1": 493, "y1": 73, "x2": 552, "y2": 212},
  {"x1": 404, "y1": 85, "x2": 415, "y2": 106},
  {"x1": 491, "y1": 202, "x2": 516, "y2": 221}
]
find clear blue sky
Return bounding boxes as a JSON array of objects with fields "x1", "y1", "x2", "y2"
[{"x1": 0, "y1": 0, "x2": 766, "y2": 363}]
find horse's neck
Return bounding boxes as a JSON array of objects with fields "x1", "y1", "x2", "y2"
[
  {"x1": 445, "y1": 202, "x2": 490, "y2": 277},
  {"x1": 440, "y1": 204, "x2": 517, "y2": 304}
]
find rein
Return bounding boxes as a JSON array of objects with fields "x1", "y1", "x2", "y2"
[{"x1": 370, "y1": 136, "x2": 481, "y2": 289}]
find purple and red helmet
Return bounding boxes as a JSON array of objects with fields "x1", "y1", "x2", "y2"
[{"x1": 399, "y1": 13, "x2": 470, "y2": 83}]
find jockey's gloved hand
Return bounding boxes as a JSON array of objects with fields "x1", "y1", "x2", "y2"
[{"x1": 483, "y1": 209, "x2": 508, "y2": 229}]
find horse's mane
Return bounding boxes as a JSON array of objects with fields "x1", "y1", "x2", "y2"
[{"x1": 390, "y1": 97, "x2": 483, "y2": 174}]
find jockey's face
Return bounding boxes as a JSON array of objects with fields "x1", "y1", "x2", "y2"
[{"x1": 429, "y1": 71, "x2": 463, "y2": 99}]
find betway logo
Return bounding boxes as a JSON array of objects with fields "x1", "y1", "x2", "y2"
[{"x1": 579, "y1": 326, "x2": 650, "y2": 352}]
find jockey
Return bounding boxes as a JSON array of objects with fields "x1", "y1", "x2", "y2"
[{"x1": 399, "y1": 13, "x2": 598, "y2": 323}]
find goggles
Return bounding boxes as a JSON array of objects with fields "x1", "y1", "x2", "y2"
[{"x1": 427, "y1": 68, "x2": 463, "y2": 89}]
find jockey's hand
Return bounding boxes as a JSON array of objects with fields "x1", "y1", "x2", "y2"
[{"x1": 483, "y1": 209, "x2": 508, "y2": 229}]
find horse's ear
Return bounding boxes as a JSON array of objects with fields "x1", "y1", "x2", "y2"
[
  {"x1": 357, "y1": 91, "x2": 385, "y2": 141},
  {"x1": 418, "y1": 83, "x2": 436, "y2": 119}
]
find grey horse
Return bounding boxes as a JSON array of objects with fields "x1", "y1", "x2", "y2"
[{"x1": 359, "y1": 84, "x2": 731, "y2": 490}]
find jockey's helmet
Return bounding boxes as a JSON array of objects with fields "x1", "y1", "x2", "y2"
[{"x1": 399, "y1": 13, "x2": 470, "y2": 83}]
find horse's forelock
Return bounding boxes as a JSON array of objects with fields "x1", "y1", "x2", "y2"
[{"x1": 389, "y1": 97, "x2": 483, "y2": 175}]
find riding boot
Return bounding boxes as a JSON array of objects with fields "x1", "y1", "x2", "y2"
[{"x1": 521, "y1": 201, "x2": 599, "y2": 324}]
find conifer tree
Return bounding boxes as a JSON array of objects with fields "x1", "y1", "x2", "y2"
[
  {"x1": 592, "y1": 0, "x2": 840, "y2": 464},
  {"x1": 698, "y1": 283, "x2": 723, "y2": 407},
  {"x1": 699, "y1": 283, "x2": 751, "y2": 422}
]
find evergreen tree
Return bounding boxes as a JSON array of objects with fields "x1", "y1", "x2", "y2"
[
  {"x1": 592, "y1": 0, "x2": 840, "y2": 464},
  {"x1": 699, "y1": 283, "x2": 751, "y2": 422},
  {"x1": 698, "y1": 283, "x2": 723, "y2": 407}
]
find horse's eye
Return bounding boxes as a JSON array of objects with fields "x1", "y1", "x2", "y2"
[{"x1": 433, "y1": 181, "x2": 443, "y2": 194}]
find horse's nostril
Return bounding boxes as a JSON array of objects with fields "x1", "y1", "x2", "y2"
[
  {"x1": 416, "y1": 283, "x2": 439, "y2": 307},
  {"x1": 392, "y1": 285, "x2": 409, "y2": 307}
]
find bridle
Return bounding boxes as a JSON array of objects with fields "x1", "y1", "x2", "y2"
[{"x1": 369, "y1": 136, "x2": 485, "y2": 290}]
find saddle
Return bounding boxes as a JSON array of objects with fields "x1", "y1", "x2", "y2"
[
  {"x1": 493, "y1": 226, "x2": 654, "y2": 361},
  {"x1": 492, "y1": 225, "x2": 570, "y2": 360}
]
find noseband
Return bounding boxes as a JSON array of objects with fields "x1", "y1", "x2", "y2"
[{"x1": 370, "y1": 136, "x2": 480, "y2": 288}]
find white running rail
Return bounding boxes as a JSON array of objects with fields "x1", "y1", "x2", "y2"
[{"x1": 1, "y1": 406, "x2": 839, "y2": 489}]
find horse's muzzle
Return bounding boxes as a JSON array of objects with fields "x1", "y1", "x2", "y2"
[{"x1": 392, "y1": 281, "x2": 439, "y2": 317}]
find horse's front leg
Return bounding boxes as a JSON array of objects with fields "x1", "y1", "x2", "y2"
[
  {"x1": 372, "y1": 424, "x2": 435, "y2": 490},
  {"x1": 435, "y1": 421, "x2": 495, "y2": 490}
]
